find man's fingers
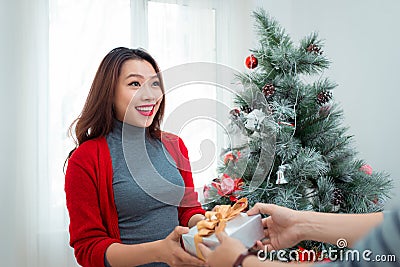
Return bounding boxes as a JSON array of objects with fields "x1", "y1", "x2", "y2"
[
  {"x1": 263, "y1": 228, "x2": 269, "y2": 239},
  {"x1": 247, "y1": 203, "x2": 275, "y2": 216},
  {"x1": 260, "y1": 236, "x2": 271, "y2": 245},
  {"x1": 255, "y1": 240, "x2": 265, "y2": 250},
  {"x1": 215, "y1": 231, "x2": 228, "y2": 243},
  {"x1": 265, "y1": 244, "x2": 275, "y2": 253},
  {"x1": 261, "y1": 217, "x2": 269, "y2": 228},
  {"x1": 255, "y1": 242, "x2": 274, "y2": 252},
  {"x1": 197, "y1": 243, "x2": 211, "y2": 259}
]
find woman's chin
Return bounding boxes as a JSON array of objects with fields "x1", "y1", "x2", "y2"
[{"x1": 122, "y1": 115, "x2": 154, "y2": 128}]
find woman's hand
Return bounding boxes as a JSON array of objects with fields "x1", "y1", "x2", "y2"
[
  {"x1": 247, "y1": 203, "x2": 304, "y2": 251},
  {"x1": 198, "y1": 232, "x2": 247, "y2": 267},
  {"x1": 188, "y1": 214, "x2": 206, "y2": 228},
  {"x1": 160, "y1": 226, "x2": 207, "y2": 267}
]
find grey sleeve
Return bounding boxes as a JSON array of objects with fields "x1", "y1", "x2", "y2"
[{"x1": 313, "y1": 208, "x2": 400, "y2": 266}]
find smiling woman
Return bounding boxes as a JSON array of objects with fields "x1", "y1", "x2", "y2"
[
  {"x1": 65, "y1": 47, "x2": 206, "y2": 267},
  {"x1": 114, "y1": 59, "x2": 164, "y2": 128},
  {"x1": 68, "y1": 48, "x2": 166, "y2": 145}
]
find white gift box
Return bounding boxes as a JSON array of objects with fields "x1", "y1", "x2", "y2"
[{"x1": 182, "y1": 213, "x2": 264, "y2": 257}]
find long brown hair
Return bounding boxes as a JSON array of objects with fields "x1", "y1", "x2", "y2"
[{"x1": 66, "y1": 47, "x2": 165, "y2": 160}]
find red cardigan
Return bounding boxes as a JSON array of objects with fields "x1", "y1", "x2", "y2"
[{"x1": 65, "y1": 133, "x2": 205, "y2": 267}]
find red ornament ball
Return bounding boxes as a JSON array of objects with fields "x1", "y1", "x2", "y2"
[{"x1": 245, "y1": 54, "x2": 258, "y2": 69}]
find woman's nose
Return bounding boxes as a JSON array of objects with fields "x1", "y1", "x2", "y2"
[{"x1": 140, "y1": 83, "x2": 157, "y2": 101}]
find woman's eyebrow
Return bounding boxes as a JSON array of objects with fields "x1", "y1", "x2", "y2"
[
  {"x1": 148, "y1": 74, "x2": 159, "y2": 80},
  {"x1": 125, "y1": 73, "x2": 144, "y2": 79},
  {"x1": 125, "y1": 73, "x2": 159, "y2": 80}
]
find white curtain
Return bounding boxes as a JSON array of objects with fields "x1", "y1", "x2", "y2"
[{"x1": 1, "y1": 0, "x2": 48, "y2": 265}]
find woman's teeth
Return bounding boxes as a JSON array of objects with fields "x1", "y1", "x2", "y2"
[
  {"x1": 136, "y1": 105, "x2": 154, "y2": 116},
  {"x1": 136, "y1": 106, "x2": 153, "y2": 111}
]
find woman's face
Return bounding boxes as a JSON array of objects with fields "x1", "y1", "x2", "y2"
[{"x1": 114, "y1": 59, "x2": 163, "y2": 128}]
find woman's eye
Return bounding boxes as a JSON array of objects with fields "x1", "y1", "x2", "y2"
[
  {"x1": 129, "y1": 81, "x2": 141, "y2": 87},
  {"x1": 152, "y1": 81, "x2": 160, "y2": 87}
]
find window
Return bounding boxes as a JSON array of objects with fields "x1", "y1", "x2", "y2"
[{"x1": 147, "y1": 1, "x2": 219, "y2": 200}]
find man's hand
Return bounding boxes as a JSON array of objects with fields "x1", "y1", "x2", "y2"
[
  {"x1": 247, "y1": 203, "x2": 304, "y2": 251},
  {"x1": 198, "y1": 232, "x2": 247, "y2": 267}
]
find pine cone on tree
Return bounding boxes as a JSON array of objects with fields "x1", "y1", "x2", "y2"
[
  {"x1": 262, "y1": 83, "x2": 275, "y2": 98},
  {"x1": 317, "y1": 91, "x2": 333, "y2": 105},
  {"x1": 240, "y1": 105, "x2": 252, "y2": 113},
  {"x1": 331, "y1": 188, "x2": 345, "y2": 206},
  {"x1": 306, "y1": 44, "x2": 323, "y2": 55}
]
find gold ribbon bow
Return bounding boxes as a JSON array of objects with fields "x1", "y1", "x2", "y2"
[{"x1": 194, "y1": 198, "x2": 248, "y2": 260}]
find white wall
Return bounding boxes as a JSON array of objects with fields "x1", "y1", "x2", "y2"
[{"x1": 247, "y1": 0, "x2": 400, "y2": 208}]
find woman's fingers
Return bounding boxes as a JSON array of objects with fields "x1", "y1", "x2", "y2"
[
  {"x1": 168, "y1": 226, "x2": 189, "y2": 241},
  {"x1": 173, "y1": 247, "x2": 206, "y2": 266}
]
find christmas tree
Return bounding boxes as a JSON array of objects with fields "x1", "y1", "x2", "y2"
[{"x1": 203, "y1": 9, "x2": 393, "y2": 258}]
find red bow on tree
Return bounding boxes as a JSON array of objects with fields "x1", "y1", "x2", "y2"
[{"x1": 211, "y1": 174, "x2": 243, "y2": 202}]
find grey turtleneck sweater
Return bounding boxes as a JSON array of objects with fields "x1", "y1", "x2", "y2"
[{"x1": 105, "y1": 120, "x2": 185, "y2": 267}]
